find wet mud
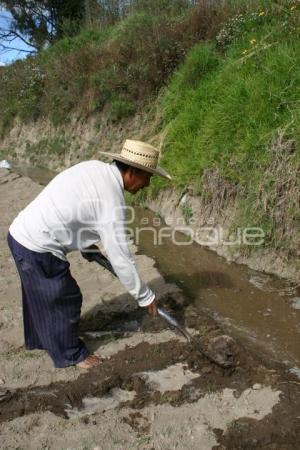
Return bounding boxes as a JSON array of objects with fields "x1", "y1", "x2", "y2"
[
  {"x1": 214, "y1": 386, "x2": 300, "y2": 450},
  {"x1": 0, "y1": 305, "x2": 236, "y2": 424},
  {"x1": 1, "y1": 303, "x2": 300, "y2": 450},
  {"x1": 0, "y1": 340, "x2": 185, "y2": 423},
  {"x1": 1, "y1": 288, "x2": 300, "y2": 447},
  {"x1": 2, "y1": 339, "x2": 300, "y2": 448}
]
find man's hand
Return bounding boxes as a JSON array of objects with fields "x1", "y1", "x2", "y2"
[{"x1": 147, "y1": 298, "x2": 158, "y2": 316}]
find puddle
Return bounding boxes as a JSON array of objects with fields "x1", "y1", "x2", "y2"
[
  {"x1": 82, "y1": 320, "x2": 141, "y2": 340},
  {"x1": 137, "y1": 363, "x2": 199, "y2": 392},
  {"x1": 291, "y1": 297, "x2": 300, "y2": 310},
  {"x1": 289, "y1": 367, "x2": 300, "y2": 379},
  {"x1": 10, "y1": 161, "x2": 55, "y2": 185},
  {"x1": 133, "y1": 208, "x2": 300, "y2": 368},
  {"x1": 82, "y1": 330, "x2": 122, "y2": 339},
  {"x1": 65, "y1": 388, "x2": 135, "y2": 418}
]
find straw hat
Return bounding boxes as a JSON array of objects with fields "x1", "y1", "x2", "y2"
[{"x1": 99, "y1": 139, "x2": 171, "y2": 180}]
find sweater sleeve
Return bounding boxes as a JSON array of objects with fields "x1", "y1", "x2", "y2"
[{"x1": 97, "y1": 220, "x2": 155, "y2": 307}]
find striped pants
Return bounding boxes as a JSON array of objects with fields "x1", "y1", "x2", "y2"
[{"x1": 7, "y1": 232, "x2": 89, "y2": 368}]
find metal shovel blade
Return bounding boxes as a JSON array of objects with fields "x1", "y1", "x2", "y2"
[{"x1": 157, "y1": 307, "x2": 234, "y2": 368}]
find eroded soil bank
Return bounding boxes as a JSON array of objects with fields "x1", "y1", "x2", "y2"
[
  {"x1": 0, "y1": 169, "x2": 300, "y2": 450},
  {"x1": 1, "y1": 113, "x2": 299, "y2": 284}
]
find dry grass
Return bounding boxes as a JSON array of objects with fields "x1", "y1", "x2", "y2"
[{"x1": 256, "y1": 129, "x2": 300, "y2": 252}]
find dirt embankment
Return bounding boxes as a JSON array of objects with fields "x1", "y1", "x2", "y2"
[
  {"x1": 1, "y1": 113, "x2": 299, "y2": 285},
  {"x1": 0, "y1": 169, "x2": 300, "y2": 449},
  {"x1": 146, "y1": 187, "x2": 300, "y2": 285}
]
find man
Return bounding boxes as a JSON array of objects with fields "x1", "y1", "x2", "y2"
[{"x1": 7, "y1": 140, "x2": 171, "y2": 369}]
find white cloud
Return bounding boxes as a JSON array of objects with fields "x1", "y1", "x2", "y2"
[{"x1": 0, "y1": 62, "x2": 5, "y2": 66}]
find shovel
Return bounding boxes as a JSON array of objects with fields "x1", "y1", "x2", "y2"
[
  {"x1": 81, "y1": 249, "x2": 117, "y2": 276},
  {"x1": 85, "y1": 249, "x2": 234, "y2": 368}
]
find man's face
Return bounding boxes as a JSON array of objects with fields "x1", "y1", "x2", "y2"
[{"x1": 124, "y1": 168, "x2": 153, "y2": 194}]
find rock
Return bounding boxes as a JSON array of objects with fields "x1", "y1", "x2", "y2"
[
  {"x1": 206, "y1": 335, "x2": 238, "y2": 368},
  {"x1": 253, "y1": 383, "x2": 262, "y2": 390},
  {"x1": 0, "y1": 378, "x2": 4, "y2": 385}
]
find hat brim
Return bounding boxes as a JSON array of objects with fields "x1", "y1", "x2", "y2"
[{"x1": 99, "y1": 152, "x2": 172, "y2": 180}]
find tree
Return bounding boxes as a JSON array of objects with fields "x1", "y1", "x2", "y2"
[{"x1": 0, "y1": 0, "x2": 85, "y2": 51}]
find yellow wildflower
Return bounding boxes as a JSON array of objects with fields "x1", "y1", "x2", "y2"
[
  {"x1": 242, "y1": 49, "x2": 248, "y2": 55},
  {"x1": 250, "y1": 38, "x2": 257, "y2": 45},
  {"x1": 291, "y1": 5, "x2": 296, "y2": 11},
  {"x1": 258, "y1": 11, "x2": 265, "y2": 16}
]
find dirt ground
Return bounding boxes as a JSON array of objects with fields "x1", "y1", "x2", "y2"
[{"x1": 0, "y1": 169, "x2": 300, "y2": 450}]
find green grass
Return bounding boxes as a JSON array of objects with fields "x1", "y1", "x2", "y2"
[
  {"x1": 143, "y1": 3, "x2": 300, "y2": 250},
  {"x1": 161, "y1": 42, "x2": 299, "y2": 186},
  {"x1": 181, "y1": 202, "x2": 194, "y2": 225}
]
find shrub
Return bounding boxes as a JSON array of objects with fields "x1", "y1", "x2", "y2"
[
  {"x1": 216, "y1": 12, "x2": 268, "y2": 51},
  {"x1": 0, "y1": 0, "x2": 246, "y2": 132}
]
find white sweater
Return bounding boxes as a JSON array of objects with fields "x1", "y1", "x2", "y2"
[{"x1": 9, "y1": 161, "x2": 155, "y2": 307}]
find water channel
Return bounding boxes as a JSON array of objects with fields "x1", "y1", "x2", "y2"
[
  {"x1": 133, "y1": 208, "x2": 300, "y2": 374},
  {"x1": 8, "y1": 161, "x2": 300, "y2": 375}
]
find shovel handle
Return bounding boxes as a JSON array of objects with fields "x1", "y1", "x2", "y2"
[{"x1": 81, "y1": 250, "x2": 117, "y2": 277}]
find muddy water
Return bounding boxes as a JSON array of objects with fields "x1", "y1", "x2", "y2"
[
  {"x1": 10, "y1": 161, "x2": 55, "y2": 185},
  {"x1": 7, "y1": 163, "x2": 300, "y2": 370},
  {"x1": 132, "y1": 208, "x2": 300, "y2": 370}
]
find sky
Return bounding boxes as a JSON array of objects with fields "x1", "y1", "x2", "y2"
[{"x1": 0, "y1": 7, "x2": 36, "y2": 65}]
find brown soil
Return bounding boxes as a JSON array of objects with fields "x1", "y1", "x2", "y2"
[{"x1": 1, "y1": 169, "x2": 300, "y2": 450}]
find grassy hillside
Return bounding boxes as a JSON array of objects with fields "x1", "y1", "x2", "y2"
[
  {"x1": 145, "y1": 1, "x2": 300, "y2": 253},
  {"x1": 1, "y1": 0, "x2": 299, "y2": 257},
  {"x1": 0, "y1": 0, "x2": 236, "y2": 133}
]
